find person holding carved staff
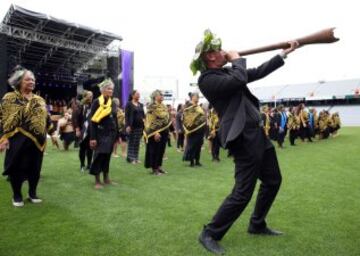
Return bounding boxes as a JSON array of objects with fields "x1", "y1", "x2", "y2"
[{"x1": 192, "y1": 30, "x2": 299, "y2": 254}]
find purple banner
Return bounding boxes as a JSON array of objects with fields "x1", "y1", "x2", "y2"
[{"x1": 121, "y1": 50, "x2": 134, "y2": 109}]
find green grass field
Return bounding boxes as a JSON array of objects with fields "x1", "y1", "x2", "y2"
[{"x1": 0, "y1": 128, "x2": 359, "y2": 256}]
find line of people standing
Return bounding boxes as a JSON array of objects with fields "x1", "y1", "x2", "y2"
[{"x1": 261, "y1": 103, "x2": 341, "y2": 147}]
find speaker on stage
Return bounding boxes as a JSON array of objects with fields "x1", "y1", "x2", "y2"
[{"x1": 107, "y1": 56, "x2": 121, "y2": 100}]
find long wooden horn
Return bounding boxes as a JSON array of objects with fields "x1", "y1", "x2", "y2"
[{"x1": 238, "y1": 28, "x2": 339, "y2": 56}]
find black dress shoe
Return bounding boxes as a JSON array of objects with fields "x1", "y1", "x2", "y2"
[
  {"x1": 195, "y1": 162, "x2": 202, "y2": 167},
  {"x1": 248, "y1": 227, "x2": 283, "y2": 236},
  {"x1": 199, "y1": 230, "x2": 225, "y2": 255}
]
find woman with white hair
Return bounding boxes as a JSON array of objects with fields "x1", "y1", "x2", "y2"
[
  {"x1": 89, "y1": 79, "x2": 118, "y2": 189},
  {"x1": 143, "y1": 90, "x2": 172, "y2": 175},
  {"x1": 0, "y1": 66, "x2": 56, "y2": 207}
]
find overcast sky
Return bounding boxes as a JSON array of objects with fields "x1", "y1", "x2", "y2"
[{"x1": 1, "y1": 0, "x2": 359, "y2": 99}]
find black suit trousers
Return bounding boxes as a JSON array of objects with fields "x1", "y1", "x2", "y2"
[
  {"x1": 205, "y1": 128, "x2": 282, "y2": 241},
  {"x1": 277, "y1": 127, "x2": 287, "y2": 147}
]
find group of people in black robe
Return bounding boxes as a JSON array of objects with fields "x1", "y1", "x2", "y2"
[
  {"x1": 0, "y1": 65, "x2": 342, "y2": 215},
  {"x1": 261, "y1": 103, "x2": 341, "y2": 148},
  {"x1": 0, "y1": 63, "x2": 223, "y2": 206},
  {"x1": 0, "y1": 28, "x2": 348, "y2": 256}
]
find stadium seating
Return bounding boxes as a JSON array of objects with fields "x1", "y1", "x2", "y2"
[
  {"x1": 251, "y1": 79, "x2": 360, "y2": 101},
  {"x1": 250, "y1": 79, "x2": 360, "y2": 126},
  {"x1": 313, "y1": 79, "x2": 360, "y2": 99}
]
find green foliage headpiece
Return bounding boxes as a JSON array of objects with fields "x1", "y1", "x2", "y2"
[{"x1": 190, "y1": 29, "x2": 222, "y2": 76}]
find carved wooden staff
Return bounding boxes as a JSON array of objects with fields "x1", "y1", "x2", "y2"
[{"x1": 238, "y1": 28, "x2": 339, "y2": 56}]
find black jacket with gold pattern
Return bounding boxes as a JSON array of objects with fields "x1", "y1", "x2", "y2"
[{"x1": 0, "y1": 91, "x2": 55, "y2": 151}]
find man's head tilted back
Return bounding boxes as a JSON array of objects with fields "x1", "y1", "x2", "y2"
[{"x1": 190, "y1": 30, "x2": 227, "y2": 75}]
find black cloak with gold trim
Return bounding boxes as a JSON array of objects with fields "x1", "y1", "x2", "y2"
[
  {"x1": 208, "y1": 109, "x2": 220, "y2": 138},
  {"x1": 183, "y1": 104, "x2": 206, "y2": 135},
  {"x1": 143, "y1": 102, "x2": 171, "y2": 142},
  {"x1": 0, "y1": 91, "x2": 54, "y2": 151}
]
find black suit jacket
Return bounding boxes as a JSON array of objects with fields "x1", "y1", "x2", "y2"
[{"x1": 198, "y1": 55, "x2": 284, "y2": 148}]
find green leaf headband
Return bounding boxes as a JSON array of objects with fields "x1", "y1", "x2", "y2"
[{"x1": 190, "y1": 29, "x2": 222, "y2": 76}]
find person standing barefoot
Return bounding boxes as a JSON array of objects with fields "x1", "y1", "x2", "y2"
[{"x1": 89, "y1": 79, "x2": 118, "y2": 189}]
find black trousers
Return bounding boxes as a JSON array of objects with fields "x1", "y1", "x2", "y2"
[
  {"x1": 211, "y1": 133, "x2": 221, "y2": 159},
  {"x1": 277, "y1": 128, "x2": 287, "y2": 147},
  {"x1": 205, "y1": 146, "x2": 282, "y2": 241},
  {"x1": 79, "y1": 136, "x2": 93, "y2": 168},
  {"x1": 145, "y1": 130, "x2": 168, "y2": 170},
  {"x1": 300, "y1": 124, "x2": 313, "y2": 142},
  {"x1": 289, "y1": 129, "x2": 298, "y2": 145},
  {"x1": 184, "y1": 128, "x2": 204, "y2": 163},
  {"x1": 177, "y1": 133, "x2": 184, "y2": 149}
]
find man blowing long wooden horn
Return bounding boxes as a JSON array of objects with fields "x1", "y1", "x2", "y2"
[{"x1": 192, "y1": 30, "x2": 299, "y2": 254}]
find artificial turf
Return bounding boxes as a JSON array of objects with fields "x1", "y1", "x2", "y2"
[{"x1": 0, "y1": 127, "x2": 359, "y2": 256}]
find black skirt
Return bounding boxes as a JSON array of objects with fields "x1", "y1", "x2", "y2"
[
  {"x1": 183, "y1": 127, "x2": 205, "y2": 162},
  {"x1": 94, "y1": 127, "x2": 117, "y2": 154},
  {"x1": 145, "y1": 130, "x2": 168, "y2": 169},
  {"x1": 90, "y1": 153, "x2": 111, "y2": 175},
  {"x1": 3, "y1": 133, "x2": 44, "y2": 179}
]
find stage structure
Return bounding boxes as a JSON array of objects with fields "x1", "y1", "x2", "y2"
[{"x1": 0, "y1": 4, "x2": 134, "y2": 103}]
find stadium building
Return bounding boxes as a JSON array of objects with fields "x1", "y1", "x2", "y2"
[{"x1": 251, "y1": 79, "x2": 360, "y2": 126}]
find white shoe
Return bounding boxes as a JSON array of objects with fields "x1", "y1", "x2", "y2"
[
  {"x1": 28, "y1": 196, "x2": 42, "y2": 204},
  {"x1": 12, "y1": 199, "x2": 24, "y2": 207}
]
